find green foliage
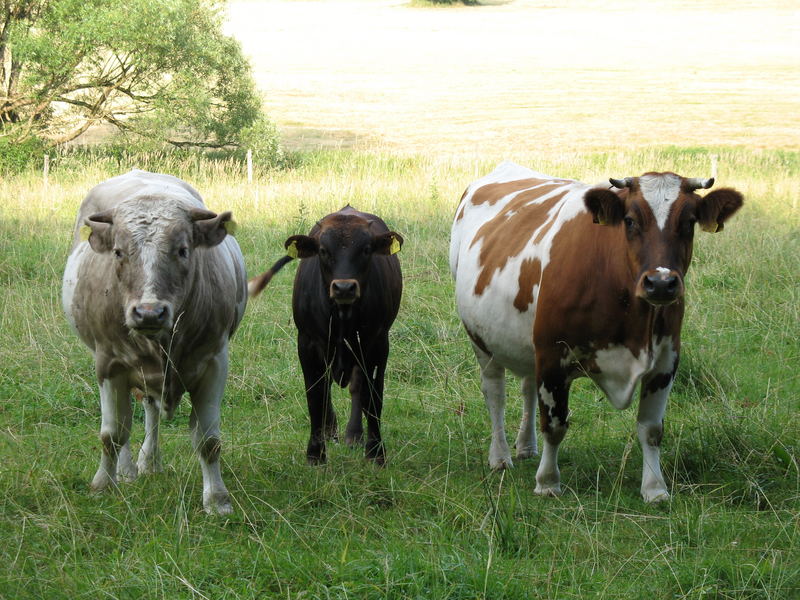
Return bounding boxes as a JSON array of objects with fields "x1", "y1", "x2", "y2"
[
  {"x1": 0, "y1": 0, "x2": 270, "y2": 151},
  {"x1": 0, "y1": 147, "x2": 798, "y2": 599},
  {"x1": 0, "y1": 135, "x2": 45, "y2": 172}
]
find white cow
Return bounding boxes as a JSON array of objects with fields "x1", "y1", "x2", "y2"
[{"x1": 62, "y1": 170, "x2": 247, "y2": 514}]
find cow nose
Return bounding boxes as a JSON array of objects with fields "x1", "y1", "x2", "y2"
[
  {"x1": 131, "y1": 302, "x2": 170, "y2": 330},
  {"x1": 642, "y1": 272, "x2": 680, "y2": 304},
  {"x1": 330, "y1": 279, "x2": 359, "y2": 304}
]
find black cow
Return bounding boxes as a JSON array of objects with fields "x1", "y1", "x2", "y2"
[{"x1": 249, "y1": 206, "x2": 403, "y2": 464}]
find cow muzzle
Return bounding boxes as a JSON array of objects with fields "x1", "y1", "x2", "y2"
[
  {"x1": 128, "y1": 301, "x2": 172, "y2": 336},
  {"x1": 637, "y1": 269, "x2": 684, "y2": 306},
  {"x1": 329, "y1": 279, "x2": 360, "y2": 305}
]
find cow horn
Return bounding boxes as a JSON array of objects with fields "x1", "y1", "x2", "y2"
[
  {"x1": 685, "y1": 177, "x2": 715, "y2": 191},
  {"x1": 87, "y1": 209, "x2": 114, "y2": 224},
  {"x1": 189, "y1": 208, "x2": 219, "y2": 222},
  {"x1": 609, "y1": 177, "x2": 634, "y2": 189}
]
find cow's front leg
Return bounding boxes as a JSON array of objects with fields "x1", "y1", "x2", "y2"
[
  {"x1": 534, "y1": 363, "x2": 570, "y2": 497},
  {"x1": 189, "y1": 351, "x2": 232, "y2": 515},
  {"x1": 475, "y1": 346, "x2": 511, "y2": 470},
  {"x1": 91, "y1": 371, "x2": 133, "y2": 491},
  {"x1": 638, "y1": 374, "x2": 673, "y2": 503},
  {"x1": 362, "y1": 357, "x2": 387, "y2": 465},
  {"x1": 137, "y1": 394, "x2": 162, "y2": 475},
  {"x1": 298, "y1": 334, "x2": 334, "y2": 464},
  {"x1": 515, "y1": 375, "x2": 538, "y2": 459},
  {"x1": 345, "y1": 365, "x2": 364, "y2": 446}
]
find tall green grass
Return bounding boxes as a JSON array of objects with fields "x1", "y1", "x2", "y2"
[{"x1": 1, "y1": 147, "x2": 797, "y2": 599}]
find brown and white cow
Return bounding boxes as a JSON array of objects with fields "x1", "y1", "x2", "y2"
[
  {"x1": 450, "y1": 161, "x2": 743, "y2": 502},
  {"x1": 249, "y1": 206, "x2": 403, "y2": 465},
  {"x1": 62, "y1": 169, "x2": 247, "y2": 514}
]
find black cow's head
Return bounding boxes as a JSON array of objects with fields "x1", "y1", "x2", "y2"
[
  {"x1": 284, "y1": 213, "x2": 402, "y2": 305},
  {"x1": 584, "y1": 172, "x2": 743, "y2": 306}
]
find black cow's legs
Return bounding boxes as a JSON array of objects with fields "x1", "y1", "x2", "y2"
[{"x1": 298, "y1": 334, "x2": 336, "y2": 464}]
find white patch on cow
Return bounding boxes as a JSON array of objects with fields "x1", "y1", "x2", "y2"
[
  {"x1": 655, "y1": 266, "x2": 671, "y2": 277},
  {"x1": 62, "y1": 242, "x2": 90, "y2": 332},
  {"x1": 534, "y1": 438, "x2": 562, "y2": 496},
  {"x1": 138, "y1": 243, "x2": 163, "y2": 305},
  {"x1": 640, "y1": 173, "x2": 681, "y2": 230},
  {"x1": 450, "y1": 162, "x2": 586, "y2": 377},
  {"x1": 514, "y1": 376, "x2": 538, "y2": 459},
  {"x1": 592, "y1": 344, "x2": 650, "y2": 410}
]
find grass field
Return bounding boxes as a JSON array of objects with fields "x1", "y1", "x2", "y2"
[
  {"x1": 2, "y1": 0, "x2": 800, "y2": 598},
  {"x1": 0, "y1": 146, "x2": 798, "y2": 599}
]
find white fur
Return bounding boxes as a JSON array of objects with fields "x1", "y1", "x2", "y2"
[{"x1": 640, "y1": 173, "x2": 681, "y2": 231}]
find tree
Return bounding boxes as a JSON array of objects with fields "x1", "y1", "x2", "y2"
[{"x1": 0, "y1": 0, "x2": 266, "y2": 149}]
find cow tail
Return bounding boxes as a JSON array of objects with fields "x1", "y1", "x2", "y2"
[{"x1": 247, "y1": 255, "x2": 295, "y2": 297}]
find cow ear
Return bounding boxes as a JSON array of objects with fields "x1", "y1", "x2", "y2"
[
  {"x1": 584, "y1": 188, "x2": 626, "y2": 226},
  {"x1": 191, "y1": 209, "x2": 231, "y2": 247},
  {"x1": 373, "y1": 231, "x2": 403, "y2": 255},
  {"x1": 85, "y1": 210, "x2": 114, "y2": 253},
  {"x1": 285, "y1": 235, "x2": 319, "y2": 258},
  {"x1": 696, "y1": 188, "x2": 744, "y2": 233}
]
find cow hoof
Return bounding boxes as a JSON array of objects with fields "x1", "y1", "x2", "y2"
[
  {"x1": 306, "y1": 454, "x2": 327, "y2": 466},
  {"x1": 90, "y1": 470, "x2": 116, "y2": 492},
  {"x1": 204, "y1": 493, "x2": 233, "y2": 516},
  {"x1": 345, "y1": 430, "x2": 364, "y2": 447},
  {"x1": 137, "y1": 456, "x2": 163, "y2": 475},
  {"x1": 117, "y1": 462, "x2": 139, "y2": 483},
  {"x1": 489, "y1": 456, "x2": 513, "y2": 470},
  {"x1": 642, "y1": 489, "x2": 670, "y2": 503},
  {"x1": 534, "y1": 484, "x2": 562, "y2": 497},
  {"x1": 515, "y1": 446, "x2": 538, "y2": 460}
]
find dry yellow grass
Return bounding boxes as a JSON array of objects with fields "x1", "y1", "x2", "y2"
[{"x1": 226, "y1": 0, "x2": 799, "y2": 155}]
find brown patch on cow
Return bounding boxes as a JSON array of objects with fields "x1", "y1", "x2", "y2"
[
  {"x1": 455, "y1": 188, "x2": 468, "y2": 222},
  {"x1": 513, "y1": 257, "x2": 542, "y2": 312},
  {"x1": 464, "y1": 326, "x2": 491, "y2": 356},
  {"x1": 470, "y1": 178, "x2": 567, "y2": 207},
  {"x1": 471, "y1": 188, "x2": 565, "y2": 296}
]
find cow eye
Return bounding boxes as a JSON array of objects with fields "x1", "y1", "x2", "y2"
[
  {"x1": 113, "y1": 248, "x2": 124, "y2": 260},
  {"x1": 680, "y1": 219, "x2": 697, "y2": 238},
  {"x1": 623, "y1": 216, "x2": 638, "y2": 232},
  {"x1": 178, "y1": 247, "x2": 190, "y2": 259},
  {"x1": 362, "y1": 244, "x2": 372, "y2": 256},
  {"x1": 319, "y1": 247, "x2": 330, "y2": 260}
]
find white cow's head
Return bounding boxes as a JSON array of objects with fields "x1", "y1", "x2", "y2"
[{"x1": 85, "y1": 197, "x2": 232, "y2": 337}]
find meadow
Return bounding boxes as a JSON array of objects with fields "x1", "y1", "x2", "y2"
[
  {"x1": 2, "y1": 0, "x2": 800, "y2": 596},
  {"x1": 0, "y1": 145, "x2": 798, "y2": 599}
]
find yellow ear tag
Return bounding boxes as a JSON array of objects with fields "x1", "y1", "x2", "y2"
[
  {"x1": 80, "y1": 225, "x2": 92, "y2": 241},
  {"x1": 597, "y1": 216, "x2": 607, "y2": 226},
  {"x1": 286, "y1": 240, "x2": 299, "y2": 259},
  {"x1": 389, "y1": 236, "x2": 401, "y2": 255},
  {"x1": 223, "y1": 220, "x2": 238, "y2": 236},
  {"x1": 701, "y1": 222, "x2": 719, "y2": 233}
]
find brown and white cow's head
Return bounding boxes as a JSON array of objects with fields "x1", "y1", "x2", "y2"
[
  {"x1": 584, "y1": 173, "x2": 743, "y2": 306},
  {"x1": 284, "y1": 213, "x2": 402, "y2": 306},
  {"x1": 84, "y1": 197, "x2": 233, "y2": 337}
]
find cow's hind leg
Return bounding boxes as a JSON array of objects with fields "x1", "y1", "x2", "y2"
[
  {"x1": 345, "y1": 366, "x2": 364, "y2": 446},
  {"x1": 475, "y1": 348, "x2": 512, "y2": 470},
  {"x1": 361, "y1": 336, "x2": 389, "y2": 465},
  {"x1": 189, "y1": 351, "x2": 232, "y2": 515},
  {"x1": 92, "y1": 372, "x2": 133, "y2": 491},
  {"x1": 515, "y1": 375, "x2": 538, "y2": 459},
  {"x1": 534, "y1": 362, "x2": 570, "y2": 497},
  {"x1": 137, "y1": 393, "x2": 162, "y2": 475}
]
